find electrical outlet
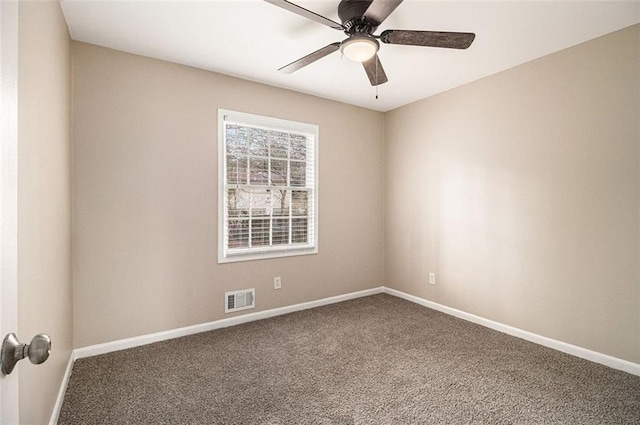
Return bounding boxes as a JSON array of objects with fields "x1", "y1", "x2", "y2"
[
  {"x1": 429, "y1": 273, "x2": 436, "y2": 285},
  {"x1": 273, "y1": 276, "x2": 281, "y2": 290}
]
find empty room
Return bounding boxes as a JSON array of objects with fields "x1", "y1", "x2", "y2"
[{"x1": 1, "y1": 0, "x2": 639, "y2": 424}]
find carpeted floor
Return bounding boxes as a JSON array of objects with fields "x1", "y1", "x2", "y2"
[{"x1": 57, "y1": 294, "x2": 640, "y2": 424}]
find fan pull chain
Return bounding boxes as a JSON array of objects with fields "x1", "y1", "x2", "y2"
[{"x1": 375, "y1": 57, "x2": 379, "y2": 100}]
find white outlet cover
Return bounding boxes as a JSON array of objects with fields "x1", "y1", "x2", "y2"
[
  {"x1": 429, "y1": 273, "x2": 436, "y2": 285},
  {"x1": 274, "y1": 276, "x2": 281, "y2": 289}
]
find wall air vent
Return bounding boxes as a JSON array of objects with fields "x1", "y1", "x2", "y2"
[{"x1": 225, "y1": 288, "x2": 255, "y2": 313}]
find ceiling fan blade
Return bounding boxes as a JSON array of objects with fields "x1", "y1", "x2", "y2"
[
  {"x1": 264, "y1": 0, "x2": 343, "y2": 30},
  {"x1": 362, "y1": 54, "x2": 388, "y2": 86},
  {"x1": 363, "y1": 0, "x2": 403, "y2": 26},
  {"x1": 278, "y1": 42, "x2": 341, "y2": 74},
  {"x1": 380, "y1": 30, "x2": 475, "y2": 49}
]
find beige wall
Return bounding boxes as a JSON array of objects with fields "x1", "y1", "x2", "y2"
[
  {"x1": 18, "y1": 1, "x2": 73, "y2": 424},
  {"x1": 71, "y1": 20, "x2": 637, "y2": 365},
  {"x1": 71, "y1": 42, "x2": 385, "y2": 348},
  {"x1": 384, "y1": 25, "x2": 640, "y2": 363}
]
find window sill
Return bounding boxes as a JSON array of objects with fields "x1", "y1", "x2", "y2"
[{"x1": 218, "y1": 246, "x2": 318, "y2": 264}]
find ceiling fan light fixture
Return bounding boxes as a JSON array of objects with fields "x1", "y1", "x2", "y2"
[
  {"x1": 266, "y1": 0, "x2": 475, "y2": 87},
  {"x1": 340, "y1": 35, "x2": 379, "y2": 62}
]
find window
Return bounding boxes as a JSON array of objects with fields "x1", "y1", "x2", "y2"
[{"x1": 218, "y1": 109, "x2": 318, "y2": 263}]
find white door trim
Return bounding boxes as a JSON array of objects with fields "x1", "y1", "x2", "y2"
[{"x1": 1, "y1": 0, "x2": 20, "y2": 423}]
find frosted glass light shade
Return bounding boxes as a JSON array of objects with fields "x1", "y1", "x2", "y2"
[{"x1": 340, "y1": 36, "x2": 379, "y2": 62}]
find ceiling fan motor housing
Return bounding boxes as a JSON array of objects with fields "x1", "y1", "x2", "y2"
[{"x1": 338, "y1": 0, "x2": 378, "y2": 35}]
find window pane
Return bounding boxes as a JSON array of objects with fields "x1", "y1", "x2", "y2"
[
  {"x1": 228, "y1": 219, "x2": 249, "y2": 248},
  {"x1": 290, "y1": 161, "x2": 306, "y2": 187},
  {"x1": 249, "y1": 158, "x2": 268, "y2": 185},
  {"x1": 270, "y1": 131, "x2": 288, "y2": 158},
  {"x1": 227, "y1": 189, "x2": 249, "y2": 217},
  {"x1": 227, "y1": 125, "x2": 249, "y2": 156},
  {"x1": 292, "y1": 218, "x2": 308, "y2": 243},
  {"x1": 250, "y1": 191, "x2": 271, "y2": 217},
  {"x1": 251, "y1": 218, "x2": 270, "y2": 246},
  {"x1": 225, "y1": 125, "x2": 239, "y2": 154},
  {"x1": 292, "y1": 191, "x2": 308, "y2": 216},
  {"x1": 227, "y1": 155, "x2": 247, "y2": 185},
  {"x1": 270, "y1": 159, "x2": 287, "y2": 186},
  {"x1": 290, "y1": 135, "x2": 307, "y2": 160},
  {"x1": 249, "y1": 128, "x2": 268, "y2": 157},
  {"x1": 272, "y1": 190, "x2": 290, "y2": 217},
  {"x1": 272, "y1": 218, "x2": 289, "y2": 245}
]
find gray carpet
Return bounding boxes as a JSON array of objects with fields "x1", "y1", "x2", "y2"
[{"x1": 57, "y1": 294, "x2": 640, "y2": 424}]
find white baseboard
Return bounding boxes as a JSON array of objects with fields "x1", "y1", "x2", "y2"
[
  {"x1": 49, "y1": 350, "x2": 76, "y2": 425},
  {"x1": 56, "y1": 287, "x2": 382, "y2": 423},
  {"x1": 383, "y1": 287, "x2": 640, "y2": 377},
  {"x1": 69, "y1": 284, "x2": 639, "y2": 378},
  {"x1": 50, "y1": 285, "x2": 638, "y2": 424},
  {"x1": 74, "y1": 287, "x2": 384, "y2": 359}
]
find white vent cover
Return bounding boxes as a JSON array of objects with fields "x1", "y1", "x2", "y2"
[{"x1": 225, "y1": 288, "x2": 255, "y2": 313}]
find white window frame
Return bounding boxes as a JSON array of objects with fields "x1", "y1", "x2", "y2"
[{"x1": 218, "y1": 109, "x2": 319, "y2": 263}]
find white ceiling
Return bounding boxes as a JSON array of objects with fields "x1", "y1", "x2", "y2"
[{"x1": 60, "y1": 1, "x2": 640, "y2": 112}]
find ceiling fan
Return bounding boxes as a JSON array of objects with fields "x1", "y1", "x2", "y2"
[{"x1": 264, "y1": 0, "x2": 476, "y2": 86}]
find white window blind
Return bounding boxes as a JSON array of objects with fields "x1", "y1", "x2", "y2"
[{"x1": 218, "y1": 109, "x2": 318, "y2": 263}]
